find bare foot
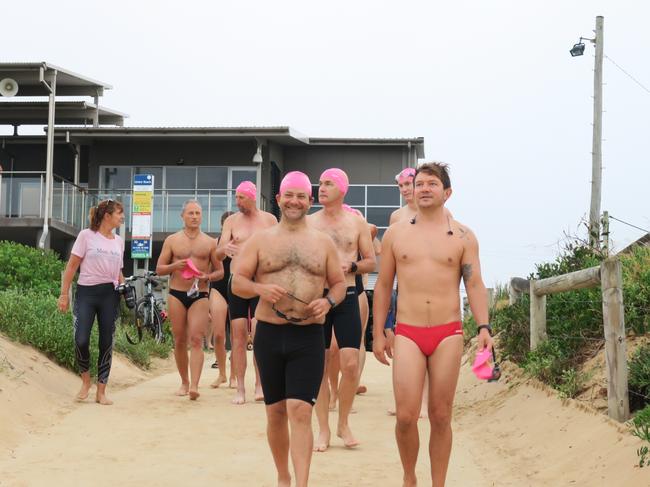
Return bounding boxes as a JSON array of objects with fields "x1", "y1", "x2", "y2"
[
  {"x1": 337, "y1": 424, "x2": 360, "y2": 448},
  {"x1": 313, "y1": 430, "x2": 330, "y2": 452},
  {"x1": 76, "y1": 382, "x2": 91, "y2": 401},
  {"x1": 210, "y1": 375, "x2": 227, "y2": 388},
  {"x1": 229, "y1": 378, "x2": 237, "y2": 389},
  {"x1": 278, "y1": 475, "x2": 291, "y2": 487},
  {"x1": 175, "y1": 384, "x2": 190, "y2": 396},
  {"x1": 356, "y1": 384, "x2": 367, "y2": 394},
  {"x1": 231, "y1": 391, "x2": 246, "y2": 405},
  {"x1": 402, "y1": 475, "x2": 417, "y2": 487},
  {"x1": 189, "y1": 389, "x2": 200, "y2": 401},
  {"x1": 254, "y1": 384, "x2": 264, "y2": 402},
  {"x1": 95, "y1": 394, "x2": 113, "y2": 406},
  {"x1": 328, "y1": 396, "x2": 337, "y2": 410}
]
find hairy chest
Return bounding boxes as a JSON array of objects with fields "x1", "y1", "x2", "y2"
[
  {"x1": 316, "y1": 221, "x2": 358, "y2": 253},
  {"x1": 259, "y1": 242, "x2": 326, "y2": 276}
]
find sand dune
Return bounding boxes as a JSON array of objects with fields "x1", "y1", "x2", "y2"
[{"x1": 0, "y1": 334, "x2": 647, "y2": 486}]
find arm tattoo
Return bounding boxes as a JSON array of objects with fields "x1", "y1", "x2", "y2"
[{"x1": 462, "y1": 264, "x2": 473, "y2": 284}]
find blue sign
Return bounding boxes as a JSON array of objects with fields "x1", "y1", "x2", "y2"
[
  {"x1": 134, "y1": 174, "x2": 153, "y2": 186},
  {"x1": 131, "y1": 239, "x2": 151, "y2": 259}
]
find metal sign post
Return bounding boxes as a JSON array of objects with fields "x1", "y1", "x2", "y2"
[{"x1": 131, "y1": 174, "x2": 154, "y2": 263}]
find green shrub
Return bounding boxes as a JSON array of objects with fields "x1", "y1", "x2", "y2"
[
  {"x1": 629, "y1": 405, "x2": 650, "y2": 467},
  {"x1": 629, "y1": 343, "x2": 650, "y2": 410},
  {"x1": 0, "y1": 241, "x2": 65, "y2": 295},
  {"x1": 0, "y1": 288, "x2": 173, "y2": 375},
  {"x1": 557, "y1": 367, "x2": 589, "y2": 399},
  {"x1": 0, "y1": 289, "x2": 99, "y2": 377},
  {"x1": 486, "y1": 240, "x2": 650, "y2": 400},
  {"x1": 621, "y1": 246, "x2": 650, "y2": 335},
  {"x1": 113, "y1": 325, "x2": 172, "y2": 369},
  {"x1": 491, "y1": 296, "x2": 530, "y2": 362}
]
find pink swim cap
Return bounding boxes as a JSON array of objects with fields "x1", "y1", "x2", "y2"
[
  {"x1": 280, "y1": 171, "x2": 312, "y2": 196},
  {"x1": 395, "y1": 167, "x2": 416, "y2": 184},
  {"x1": 320, "y1": 168, "x2": 349, "y2": 196},
  {"x1": 236, "y1": 181, "x2": 257, "y2": 201},
  {"x1": 471, "y1": 348, "x2": 494, "y2": 380},
  {"x1": 181, "y1": 259, "x2": 202, "y2": 280}
]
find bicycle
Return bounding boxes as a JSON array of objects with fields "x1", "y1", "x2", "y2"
[{"x1": 121, "y1": 271, "x2": 167, "y2": 344}]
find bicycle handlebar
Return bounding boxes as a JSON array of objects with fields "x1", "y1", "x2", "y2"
[{"x1": 124, "y1": 271, "x2": 159, "y2": 283}]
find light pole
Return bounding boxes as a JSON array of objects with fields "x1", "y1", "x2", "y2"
[{"x1": 571, "y1": 15, "x2": 604, "y2": 249}]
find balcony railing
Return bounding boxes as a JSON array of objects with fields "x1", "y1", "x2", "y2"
[
  {"x1": 86, "y1": 187, "x2": 239, "y2": 233},
  {"x1": 0, "y1": 172, "x2": 241, "y2": 234}
]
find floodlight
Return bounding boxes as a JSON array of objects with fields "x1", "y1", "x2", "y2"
[{"x1": 570, "y1": 42, "x2": 586, "y2": 57}]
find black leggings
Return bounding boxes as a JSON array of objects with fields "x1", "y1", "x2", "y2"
[{"x1": 73, "y1": 283, "x2": 120, "y2": 384}]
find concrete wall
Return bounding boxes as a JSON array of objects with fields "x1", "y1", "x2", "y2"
[{"x1": 284, "y1": 145, "x2": 406, "y2": 184}]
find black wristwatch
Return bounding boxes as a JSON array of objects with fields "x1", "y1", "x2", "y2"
[
  {"x1": 350, "y1": 261, "x2": 358, "y2": 273},
  {"x1": 477, "y1": 324, "x2": 493, "y2": 336},
  {"x1": 325, "y1": 296, "x2": 336, "y2": 309}
]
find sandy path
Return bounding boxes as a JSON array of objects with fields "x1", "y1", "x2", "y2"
[{"x1": 0, "y1": 350, "x2": 647, "y2": 486}]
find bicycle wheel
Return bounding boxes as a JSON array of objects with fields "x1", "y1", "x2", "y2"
[
  {"x1": 127, "y1": 298, "x2": 150, "y2": 345},
  {"x1": 147, "y1": 308, "x2": 165, "y2": 343},
  {"x1": 124, "y1": 301, "x2": 144, "y2": 345}
]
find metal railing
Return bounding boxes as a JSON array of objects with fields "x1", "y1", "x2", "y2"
[
  {"x1": 0, "y1": 171, "x2": 89, "y2": 228},
  {"x1": 85, "y1": 188, "x2": 237, "y2": 234},
  {"x1": 0, "y1": 171, "x2": 47, "y2": 219},
  {"x1": 1, "y1": 172, "x2": 239, "y2": 234}
]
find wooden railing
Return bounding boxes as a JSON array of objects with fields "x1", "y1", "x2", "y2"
[{"x1": 509, "y1": 258, "x2": 629, "y2": 422}]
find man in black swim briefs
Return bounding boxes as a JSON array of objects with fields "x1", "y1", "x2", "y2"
[
  {"x1": 156, "y1": 200, "x2": 223, "y2": 400},
  {"x1": 233, "y1": 171, "x2": 346, "y2": 487}
]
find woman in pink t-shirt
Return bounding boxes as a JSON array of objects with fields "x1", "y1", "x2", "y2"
[{"x1": 58, "y1": 199, "x2": 125, "y2": 405}]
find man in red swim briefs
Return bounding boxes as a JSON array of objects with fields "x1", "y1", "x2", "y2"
[{"x1": 372, "y1": 162, "x2": 493, "y2": 487}]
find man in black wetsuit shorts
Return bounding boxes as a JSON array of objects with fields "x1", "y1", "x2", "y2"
[
  {"x1": 233, "y1": 171, "x2": 346, "y2": 487},
  {"x1": 216, "y1": 181, "x2": 277, "y2": 404}
]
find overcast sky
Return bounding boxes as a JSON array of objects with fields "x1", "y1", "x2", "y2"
[{"x1": 3, "y1": 0, "x2": 649, "y2": 287}]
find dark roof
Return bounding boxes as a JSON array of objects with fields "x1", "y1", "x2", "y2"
[
  {"x1": 309, "y1": 137, "x2": 425, "y2": 158},
  {"x1": 0, "y1": 62, "x2": 112, "y2": 96},
  {"x1": 0, "y1": 101, "x2": 127, "y2": 126},
  {"x1": 53, "y1": 126, "x2": 425, "y2": 153},
  {"x1": 53, "y1": 126, "x2": 309, "y2": 144}
]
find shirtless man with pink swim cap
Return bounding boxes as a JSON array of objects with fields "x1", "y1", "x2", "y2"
[
  {"x1": 308, "y1": 167, "x2": 376, "y2": 451},
  {"x1": 373, "y1": 162, "x2": 492, "y2": 487},
  {"x1": 217, "y1": 180, "x2": 277, "y2": 404},
  {"x1": 156, "y1": 200, "x2": 224, "y2": 400},
  {"x1": 233, "y1": 171, "x2": 346, "y2": 487},
  {"x1": 388, "y1": 166, "x2": 455, "y2": 418}
]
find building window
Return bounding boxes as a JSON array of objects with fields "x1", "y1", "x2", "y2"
[
  {"x1": 98, "y1": 165, "x2": 256, "y2": 233},
  {"x1": 102, "y1": 167, "x2": 132, "y2": 190},
  {"x1": 309, "y1": 183, "x2": 400, "y2": 238}
]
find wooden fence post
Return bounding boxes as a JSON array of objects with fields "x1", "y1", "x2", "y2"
[
  {"x1": 529, "y1": 280, "x2": 547, "y2": 350},
  {"x1": 509, "y1": 277, "x2": 530, "y2": 305},
  {"x1": 601, "y1": 258, "x2": 630, "y2": 422},
  {"x1": 509, "y1": 281, "x2": 521, "y2": 305}
]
